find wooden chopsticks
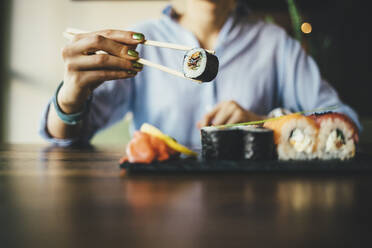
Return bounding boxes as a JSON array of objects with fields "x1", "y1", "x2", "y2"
[
  {"x1": 64, "y1": 28, "x2": 215, "y2": 55},
  {"x1": 143, "y1": 40, "x2": 215, "y2": 55},
  {"x1": 62, "y1": 28, "x2": 213, "y2": 83}
]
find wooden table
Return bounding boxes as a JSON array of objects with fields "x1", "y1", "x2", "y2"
[{"x1": 1, "y1": 144, "x2": 372, "y2": 248}]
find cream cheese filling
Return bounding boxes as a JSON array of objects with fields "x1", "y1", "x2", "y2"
[
  {"x1": 289, "y1": 129, "x2": 314, "y2": 153},
  {"x1": 325, "y1": 129, "x2": 345, "y2": 152}
]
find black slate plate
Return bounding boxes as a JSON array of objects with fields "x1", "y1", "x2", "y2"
[{"x1": 119, "y1": 152, "x2": 372, "y2": 174}]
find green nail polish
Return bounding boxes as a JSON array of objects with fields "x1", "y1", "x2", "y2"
[
  {"x1": 132, "y1": 33, "x2": 144, "y2": 41},
  {"x1": 132, "y1": 62, "x2": 143, "y2": 69},
  {"x1": 127, "y1": 70, "x2": 136, "y2": 75},
  {"x1": 127, "y1": 50, "x2": 138, "y2": 57}
]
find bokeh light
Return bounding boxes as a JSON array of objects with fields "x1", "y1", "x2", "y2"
[{"x1": 301, "y1": 22, "x2": 312, "y2": 34}]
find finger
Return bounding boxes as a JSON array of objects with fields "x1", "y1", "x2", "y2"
[
  {"x1": 78, "y1": 70, "x2": 137, "y2": 87},
  {"x1": 196, "y1": 121, "x2": 204, "y2": 129},
  {"x1": 226, "y1": 111, "x2": 244, "y2": 124},
  {"x1": 131, "y1": 61, "x2": 144, "y2": 72},
  {"x1": 73, "y1": 30, "x2": 145, "y2": 45},
  {"x1": 211, "y1": 109, "x2": 234, "y2": 125},
  {"x1": 65, "y1": 35, "x2": 139, "y2": 60},
  {"x1": 86, "y1": 45, "x2": 137, "y2": 56},
  {"x1": 211, "y1": 102, "x2": 237, "y2": 125},
  {"x1": 66, "y1": 54, "x2": 139, "y2": 71},
  {"x1": 198, "y1": 114, "x2": 214, "y2": 128},
  {"x1": 199, "y1": 105, "x2": 222, "y2": 127},
  {"x1": 197, "y1": 117, "x2": 208, "y2": 128}
]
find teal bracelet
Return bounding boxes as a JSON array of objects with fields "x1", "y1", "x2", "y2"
[{"x1": 52, "y1": 82, "x2": 92, "y2": 125}]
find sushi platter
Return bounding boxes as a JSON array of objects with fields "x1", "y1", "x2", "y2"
[
  {"x1": 119, "y1": 112, "x2": 372, "y2": 174},
  {"x1": 119, "y1": 152, "x2": 372, "y2": 174}
]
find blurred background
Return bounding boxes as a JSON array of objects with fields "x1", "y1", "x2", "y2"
[{"x1": 0, "y1": 0, "x2": 371, "y2": 146}]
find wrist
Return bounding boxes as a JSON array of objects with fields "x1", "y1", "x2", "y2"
[
  {"x1": 58, "y1": 83, "x2": 91, "y2": 114},
  {"x1": 53, "y1": 82, "x2": 92, "y2": 125}
]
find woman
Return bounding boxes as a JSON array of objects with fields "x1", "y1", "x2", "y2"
[{"x1": 40, "y1": 0, "x2": 360, "y2": 147}]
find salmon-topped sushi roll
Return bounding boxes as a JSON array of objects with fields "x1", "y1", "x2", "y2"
[
  {"x1": 308, "y1": 112, "x2": 359, "y2": 160},
  {"x1": 263, "y1": 114, "x2": 319, "y2": 160}
]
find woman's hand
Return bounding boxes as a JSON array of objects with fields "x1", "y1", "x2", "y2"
[
  {"x1": 197, "y1": 100, "x2": 265, "y2": 128},
  {"x1": 59, "y1": 30, "x2": 145, "y2": 114}
]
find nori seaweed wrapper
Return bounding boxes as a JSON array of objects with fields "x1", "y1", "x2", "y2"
[
  {"x1": 242, "y1": 127, "x2": 275, "y2": 160},
  {"x1": 201, "y1": 128, "x2": 244, "y2": 160},
  {"x1": 197, "y1": 53, "x2": 219, "y2": 82},
  {"x1": 201, "y1": 126, "x2": 275, "y2": 161}
]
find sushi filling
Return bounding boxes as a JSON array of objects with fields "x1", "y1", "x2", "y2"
[
  {"x1": 187, "y1": 51, "x2": 203, "y2": 70},
  {"x1": 325, "y1": 129, "x2": 346, "y2": 152},
  {"x1": 183, "y1": 48, "x2": 208, "y2": 80},
  {"x1": 289, "y1": 128, "x2": 314, "y2": 153}
]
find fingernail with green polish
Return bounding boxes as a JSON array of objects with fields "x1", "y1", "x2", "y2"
[
  {"x1": 127, "y1": 49, "x2": 138, "y2": 57},
  {"x1": 127, "y1": 70, "x2": 136, "y2": 75},
  {"x1": 132, "y1": 62, "x2": 143, "y2": 69},
  {"x1": 132, "y1": 33, "x2": 144, "y2": 41}
]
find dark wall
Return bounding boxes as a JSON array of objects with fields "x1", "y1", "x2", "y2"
[
  {"x1": 249, "y1": 0, "x2": 371, "y2": 118},
  {"x1": 304, "y1": 1, "x2": 371, "y2": 118},
  {"x1": 0, "y1": 0, "x2": 12, "y2": 142}
]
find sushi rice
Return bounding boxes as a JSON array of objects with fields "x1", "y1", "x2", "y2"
[
  {"x1": 263, "y1": 114, "x2": 318, "y2": 160},
  {"x1": 308, "y1": 112, "x2": 358, "y2": 160},
  {"x1": 183, "y1": 48, "x2": 208, "y2": 79}
]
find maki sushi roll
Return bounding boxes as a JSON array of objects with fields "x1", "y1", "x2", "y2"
[
  {"x1": 200, "y1": 126, "x2": 274, "y2": 161},
  {"x1": 183, "y1": 48, "x2": 219, "y2": 82},
  {"x1": 239, "y1": 126, "x2": 275, "y2": 160},
  {"x1": 201, "y1": 127, "x2": 244, "y2": 160},
  {"x1": 308, "y1": 112, "x2": 359, "y2": 160},
  {"x1": 263, "y1": 114, "x2": 319, "y2": 160}
]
